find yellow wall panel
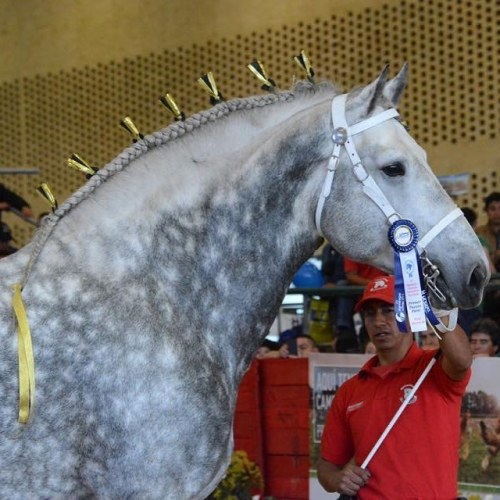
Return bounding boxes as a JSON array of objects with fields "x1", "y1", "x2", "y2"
[{"x1": 0, "y1": 0, "x2": 498, "y2": 244}]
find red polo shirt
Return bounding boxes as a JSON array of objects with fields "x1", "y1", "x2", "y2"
[
  {"x1": 343, "y1": 258, "x2": 387, "y2": 281},
  {"x1": 321, "y1": 343, "x2": 470, "y2": 499}
]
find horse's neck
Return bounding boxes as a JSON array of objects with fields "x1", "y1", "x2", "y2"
[
  {"x1": 30, "y1": 93, "x2": 333, "y2": 366},
  {"x1": 40, "y1": 89, "x2": 333, "y2": 262}
]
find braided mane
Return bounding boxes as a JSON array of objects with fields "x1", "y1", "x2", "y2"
[{"x1": 23, "y1": 80, "x2": 335, "y2": 285}]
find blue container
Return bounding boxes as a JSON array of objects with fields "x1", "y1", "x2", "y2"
[{"x1": 292, "y1": 261, "x2": 324, "y2": 288}]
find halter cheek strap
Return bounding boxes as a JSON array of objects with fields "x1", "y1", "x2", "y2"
[
  {"x1": 417, "y1": 207, "x2": 463, "y2": 251},
  {"x1": 315, "y1": 94, "x2": 401, "y2": 232}
]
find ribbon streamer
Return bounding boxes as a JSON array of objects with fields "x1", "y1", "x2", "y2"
[
  {"x1": 12, "y1": 283, "x2": 35, "y2": 424},
  {"x1": 389, "y1": 219, "x2": 427, "y2": 332}
]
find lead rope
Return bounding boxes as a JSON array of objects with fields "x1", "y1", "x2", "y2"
[{"x1": 316, "y1": 93, "x2": 460, "y2": 333}]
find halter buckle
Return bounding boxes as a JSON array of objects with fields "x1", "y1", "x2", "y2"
[{"x1": 353, "y1": 163, "x2": 369, "y2": 182}]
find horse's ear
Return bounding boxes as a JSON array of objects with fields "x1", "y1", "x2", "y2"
[
  {"x1": 349, "y1": 65, "x2": 390, "y2": 117},
  {"x1": 383, "y1": 63, "x2": 408, "y2": 106}
]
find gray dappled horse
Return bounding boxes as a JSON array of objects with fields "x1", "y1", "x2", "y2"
[{"x1": 0, "y1": 67, "x2": 490, "y2": 498}]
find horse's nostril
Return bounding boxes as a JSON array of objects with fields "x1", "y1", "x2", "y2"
[{"x1": 469, "y1": 264, "x2": 487, "y2": 291}]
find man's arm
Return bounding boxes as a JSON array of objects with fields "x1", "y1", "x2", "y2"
[
  {"x1": 345, "y1": 271, "x2": 370, "y2": 286},
  {"x1": 343, "y1": 259, "x2": 369, "y2": 286},
  {"x1": 0, "y1": 184, "x2": 32, "y2": 214},
  {"x1": 317, "y1": 457, "x2": 370, "y2": 496},
  {"x1": 437, "y1": 317, "x2": 472, "y2": 381}
]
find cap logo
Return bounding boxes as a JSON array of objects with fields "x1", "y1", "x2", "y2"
[{"x1": 370, "y1": 278, "x2": 388, "y2": 292}]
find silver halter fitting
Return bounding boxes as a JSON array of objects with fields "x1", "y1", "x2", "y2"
[{"x1": 316, "y1": 93, "x2": 464, "y2": 330}]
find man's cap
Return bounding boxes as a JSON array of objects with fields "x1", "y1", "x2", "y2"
[{"x1": 355, "y1": 275, "x2": 395, "y2": 312}]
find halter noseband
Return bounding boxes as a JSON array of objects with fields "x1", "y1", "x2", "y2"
[{"x1": 316, "y1": 93, "x2": 463, "y2": 331}]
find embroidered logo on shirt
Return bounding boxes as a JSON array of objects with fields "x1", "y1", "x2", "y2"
[
  {"x1": 400, "y1": 384, "x2": 417, "y2": 404},
  {"x1": 347, "y1": 401, "x2": 364, "y2": 413}
]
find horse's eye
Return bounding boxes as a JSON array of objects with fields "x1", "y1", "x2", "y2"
[{"x1": 381, "y1": 163, "x2": 405, "y2": 177}]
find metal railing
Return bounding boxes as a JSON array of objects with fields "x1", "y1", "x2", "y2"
[{"x1": 287, "y1": 273, "x2": 500, "y2": 298}]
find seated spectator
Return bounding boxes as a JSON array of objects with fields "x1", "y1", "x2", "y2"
[
  {"x1": 419, "y1": 329, "x2": 440, "y2": 351},
  {"x1": 330, "y1": 257, "x2": 387, "y2": 343},
  {"x1": 321, "y1": 244, "x2": 353, "y2": 337},
  {"x1": 458, "y1": 206, "x2": 489, "y2": 334},
  {"x1": 255, "y1": 338, "x2": 280, "y2": 359},
  {"x1": 469, "y1": 318, "x2": 500, "y2": 357},
  {"x1": 462, "y1": 206, "x2": 496, "y2": 273},
  {"x1": 343, "y1": 257, "x2": 387, "y2": 286},
  {"x1": 483, "y1": 288, "x2": 500, "y2": 325},
  {"x1": 0, "y1": 222, "x2": 17, "y2": 258},
  {"x1": 296, "y1": 334, "x2": 320, "y2": 357},
  {"x1": 275, "y1": 334, "x2": 320, "y2": 358},
  {"x1": 333, "y1": 330, "x2": 361, "y2": 354},
  {"x1": 0, "y1": 183, "x2": 33, "y2": 221},
  {"x1": 321, "y1": 244, "x2": 346, "y2": 286},
  {"x1": 475, "y1": 192, "x2": 500, "y2": 271}
]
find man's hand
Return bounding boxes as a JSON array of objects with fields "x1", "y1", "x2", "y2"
[
  {"x1": 337, "y1": 462, "x2": 371, "y2": 496},
  {"x1": 21, "y1": 206, "x2": 34, "y2": 218},
  {"x1": 0, "y1": 202, "x2": 10, "y2": 210},
  {"x1": 317, "y1": 457, "x2": 370, "y2": 495}
]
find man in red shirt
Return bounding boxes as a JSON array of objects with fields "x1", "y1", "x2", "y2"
[
  {"x1": 343, "y1": 256, "x2": 386, "y2": 286},
  {"x1": 318, "y1": 276, "x2": 471, "y2": 499}
]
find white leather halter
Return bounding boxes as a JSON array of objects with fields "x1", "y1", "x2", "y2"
[
  {"x1": 315, "y1": 93, "x2": 463, "y2": 330},
  {"x1": 315, "y1": 93, "x2": 463, "y2": 252}
]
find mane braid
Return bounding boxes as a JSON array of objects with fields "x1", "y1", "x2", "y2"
[{"x1": 21, "y1": 86, "x2": 315, "y2": 287}]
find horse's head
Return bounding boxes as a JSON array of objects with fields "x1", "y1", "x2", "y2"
[{"x1": 318, "y1": 66, "x2": 490, "y2": 309}]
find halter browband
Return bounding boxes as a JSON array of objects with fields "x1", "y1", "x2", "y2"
[{"x1": 315, "y1": 93, "x2": 462, "y2": 252}]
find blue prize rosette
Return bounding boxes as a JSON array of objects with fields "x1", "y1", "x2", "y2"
[
  {"x1": 388, "y1": 219, "x2": 441, "y2": 333},
  {"x1": 388, "y1": 220, "x2": 418, "y2": 332},
  {"x1": 388, "y1": 219, "x2": 418, "y2": 254}
]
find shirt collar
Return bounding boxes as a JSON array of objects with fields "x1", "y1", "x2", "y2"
[{"x1": 360, "y1": 342, "x2": 421, "y2": 377}]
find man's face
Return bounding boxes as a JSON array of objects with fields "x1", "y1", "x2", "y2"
[
  {"x1": 296, "y1": 337, "x2": 318, "y2": 357},
  {"x1": 420, "y1": 330, "x2": 440, "y2": 350},
  {"x1": 486, "y1": 200, "x2": 500, "y2": 227},
  {"x1": 470, "y1": 332, "x2": 498, "y2": 357},
  {"x1": 363, "y1": 299, "x2": 408, "y2": 352},
  {"x1": 255, "y1": 346, "x2": 270, "y2": 359}
]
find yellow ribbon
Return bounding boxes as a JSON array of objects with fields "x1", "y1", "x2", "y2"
[{"x1": 12, "y1": 283, "x2": 35, "y2": 423}]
